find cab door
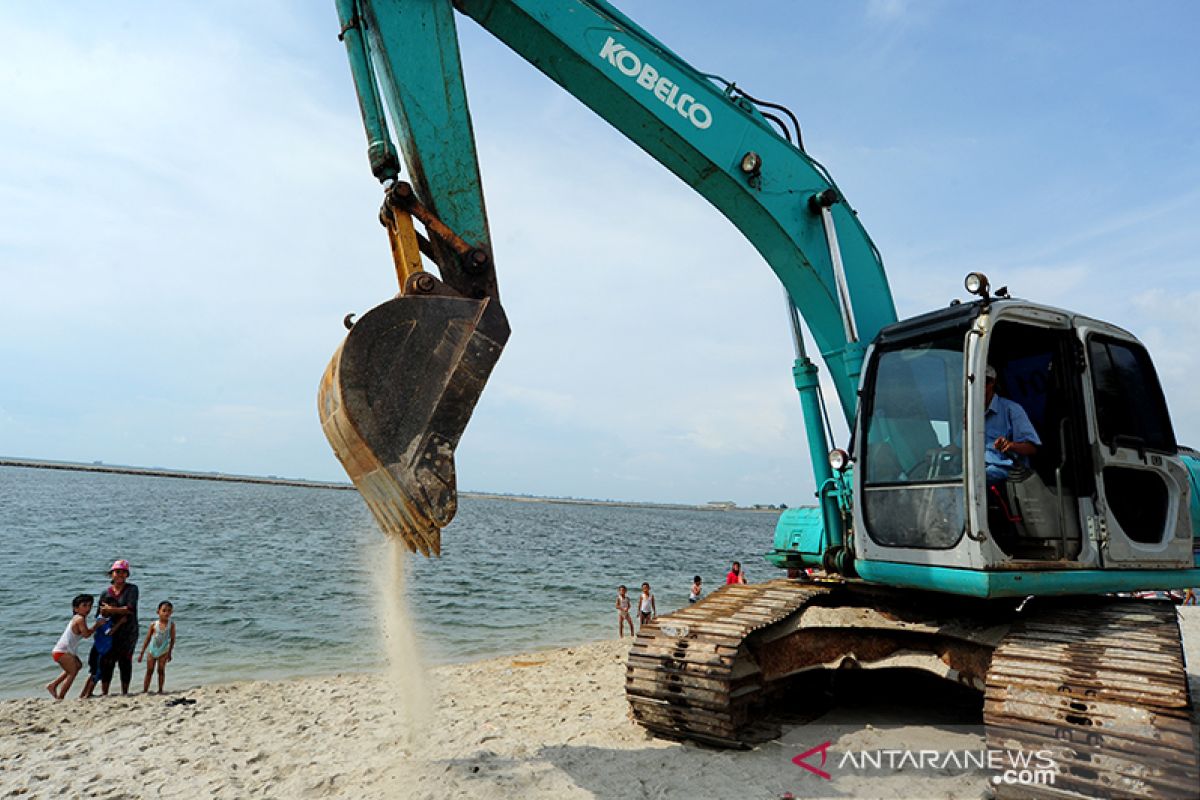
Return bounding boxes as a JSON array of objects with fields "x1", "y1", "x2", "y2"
[{"x1": 1075, "y1": 320, "x2": 1194, "y2": 567}]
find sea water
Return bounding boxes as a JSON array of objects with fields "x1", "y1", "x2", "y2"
[{"x1": 0, "y1": 465, "x2": 779, "y2": 698}]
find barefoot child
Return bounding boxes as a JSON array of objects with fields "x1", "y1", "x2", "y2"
[
  {"x1": 638, "y1": 582, "x2": 656, "y2": 629},
  {"x1": 138, "y1": 601, "x2": 176, "y2": 693},
  {"x1": 48, "y1": 594, "x2": 101, "y2": 699},
  {"x1": 615, "y1": 586, "x2": 634, "y2": 638},
  {"x1": 689, "y1": 576, "x2": 703, "y2": 603}
]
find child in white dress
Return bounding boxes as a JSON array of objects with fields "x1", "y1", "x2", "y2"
[
  {"x1": 48, "y1": 594, "x2": 100, "y2": 699},
  {"x1": 638, "y1": 582, "x2": 656, "y2": 628}
]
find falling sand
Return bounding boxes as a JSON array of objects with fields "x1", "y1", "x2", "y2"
[{"x1": 372, "y1": 537, "x2": 433, "y2": 743}]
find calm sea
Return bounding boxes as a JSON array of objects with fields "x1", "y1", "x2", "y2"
[{"x1": 0, "y1": 465, "x2": 780, "y2": 698}]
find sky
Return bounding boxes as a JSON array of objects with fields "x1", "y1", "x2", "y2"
[{"x1": 2, "y1": 1, "x2": 1199, "y2": 507}]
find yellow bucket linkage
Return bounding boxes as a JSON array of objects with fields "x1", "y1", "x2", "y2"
[{"x1": 318, "y1": 183, "x2": 509, "y2": 556}]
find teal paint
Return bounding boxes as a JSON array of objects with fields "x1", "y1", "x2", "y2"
[
  {"x1": 855, "y1": 559, "x2": 1200, "y2": 599},
  {"x1": 793, "y1": 356, "x2": 839, "y2": 545},
  {"x1": 767, "y1": 477, "x2": 853, "y2": 570},
  {"x1": 335, "y1": 0, "x2": 400, "y2": 182},
  {"x1": 359, "y1": 0, "x2": 492, "y2": 253},
  {"x1": 454, "y1": 0, "x2": 899, "y2": 419},
  {"x1": 771, "y1": 506, "x2": 825, "y2": 560},
  {"x1": 1182, "y1": 453, "x2": 1200, "y2": 559},
  {"x1": 840, "y1": 341, "x2": 866, "y2": 388},
  {"x1": 824, "y1": 470, "x2": 854, "y2": 553}
]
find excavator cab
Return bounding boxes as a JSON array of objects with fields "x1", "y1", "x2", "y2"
[{"x1": 850, "y1": 278, "x2": 1196, "y2": 594}]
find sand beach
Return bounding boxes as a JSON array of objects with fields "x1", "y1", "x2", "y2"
[{"x1": 2, "y1": 607, "x2": 1198, "y2": 799}]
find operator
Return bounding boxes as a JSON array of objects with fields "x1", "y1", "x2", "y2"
[{"x1": 984, "y1": 365, "x2": 1040, "y2": 483}]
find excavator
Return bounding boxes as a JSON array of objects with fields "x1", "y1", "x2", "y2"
[{"x1": 316, "y1": 1, "x2": 1200, "y2": 796}]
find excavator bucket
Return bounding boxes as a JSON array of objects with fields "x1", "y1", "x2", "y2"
[{"x1": 318, "y1": 282, "x2": 508, "y2": 556}]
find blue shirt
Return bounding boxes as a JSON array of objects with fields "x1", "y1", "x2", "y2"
[{"x1": 985, "y1": 395, "x2": 1041, "y2": 481}]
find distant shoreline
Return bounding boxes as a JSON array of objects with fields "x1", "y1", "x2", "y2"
[
  {"x1": 0, "y1": 457, "x2": 355, "y2": 491},
  {"x1": 0, "y1": 458, "x2": 784, "y2": 513},
  {"x1": 460, "y1": 492, "x2": 782, "y2": 513}
]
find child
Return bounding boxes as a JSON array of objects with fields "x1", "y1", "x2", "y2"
[
  {"x1": 79, "y1": 598, "x2": 124, "y2": 699},
  {"x1": 48, "y1": 594, "x2": 100, "y2": 700},
  {"x1": 138, "y1": 601, "x2": 176, "y2": 693},
  {"x1": 726, "y1": 561, "x2": 747, "y2": 585},
  {"x1": 689, "y1": 576, "x2": 703, "y2": 603},
  {"x1": 615, "y1": 586, "x2": 634, "y2": 638},
  {"x1": 638, "y1": 582, "x2": 656, "y2": 628}
]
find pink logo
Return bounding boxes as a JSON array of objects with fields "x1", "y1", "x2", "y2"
[{"x1": 792, "y1": 741, "x2": 833, "y2": 780}]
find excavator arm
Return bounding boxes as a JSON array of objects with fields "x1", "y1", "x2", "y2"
[{"x1": 322, "y1": 0, "x2": 899, "y2": 553}]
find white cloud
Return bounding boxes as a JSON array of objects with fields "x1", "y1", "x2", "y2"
[
  {"x1": 492, "y1": 385, "x2": 580, "y2": 424},
  {"x1": 676, "y1": 392, "x2": 791, "y2": 453},
  {"x1": 867, "y1": 0, "x2": 910, "y2": 21}
]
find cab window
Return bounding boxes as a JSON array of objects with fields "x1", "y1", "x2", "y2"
[
  {"x1": 861, "y1": 329, "x2": 966, "y2": 549},
  {"x1": 1087, "y1": 336, "x2": 1176, "y2": 454}
]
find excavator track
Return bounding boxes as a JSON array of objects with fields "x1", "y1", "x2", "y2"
[
  {"x1": 629, "y1": 583, "x2": 1199, "y2": 799},
  {"x1": 625, "y1": 578, "x2": 828, "y2": 747},
  {"x1": 984, "y1": 599, "x2": 1199, "y2": 799}
]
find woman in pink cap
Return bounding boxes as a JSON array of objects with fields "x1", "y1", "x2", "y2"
[{"x1": 96, "y1": 559, "x2": 139, "y2": 695}]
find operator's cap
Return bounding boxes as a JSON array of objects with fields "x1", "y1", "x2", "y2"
[{"x1": 985, "y1": 365, "x2": 997, "y2": 381}]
